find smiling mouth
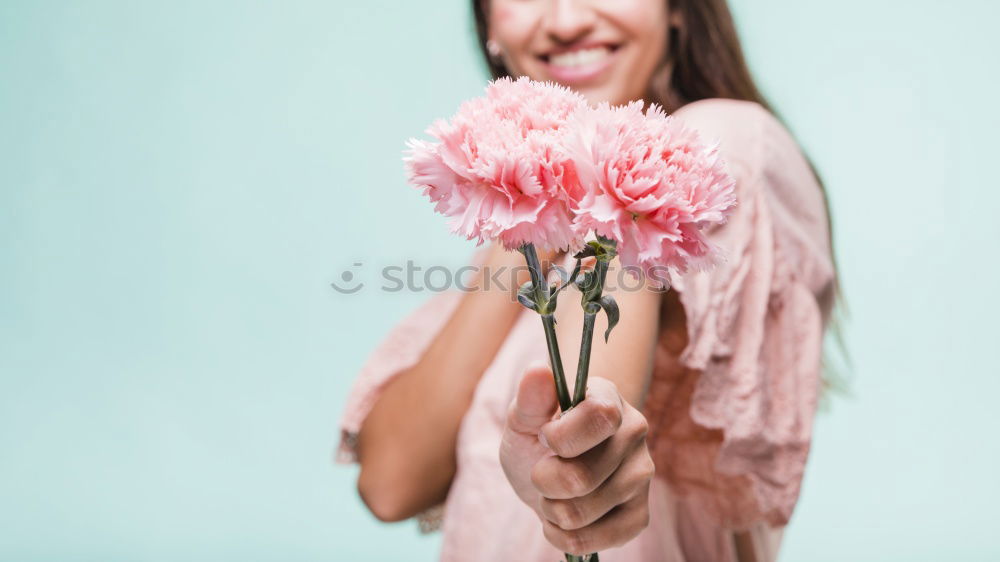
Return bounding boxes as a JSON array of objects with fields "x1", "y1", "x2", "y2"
[{"x1": 537, "y1": 44, "x2": 620, "y2": 85}]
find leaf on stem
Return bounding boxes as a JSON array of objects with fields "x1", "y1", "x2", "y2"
[
  {"x1": 517, "y1": 281, "x2": 538, "y2": 312},
  {"x1": 598, "y1": 295, "x2": 619, "y2": 342},
  {"x1": 573, "y1": 244, "x2": 597, "y2": 260}
]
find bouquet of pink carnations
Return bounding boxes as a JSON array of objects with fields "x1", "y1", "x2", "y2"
[{"x1": 405, "y1": 77, "x2": 736, "y2": 562}]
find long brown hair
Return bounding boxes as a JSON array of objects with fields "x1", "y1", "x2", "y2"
[{"x1": 472, "y1": 0, "x2": 848, "y2": 379}]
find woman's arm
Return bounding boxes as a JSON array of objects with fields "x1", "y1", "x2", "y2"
[{"x1": 355, "y1": 243, "x2": 540, "y2": 521}]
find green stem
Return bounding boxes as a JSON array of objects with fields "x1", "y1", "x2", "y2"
[
  {"x1": 573, "y1": 312, "x2": 597, "y2": 406},
  {"x1": 541, "y1": 314, "x2": 572, "y2": 412},
  {"x1": 521, "y1": 244, "x2": 549, "y2": 304},
  {"x1": 572, "y1": 258, "x2": 610, "y2": 407},
  {"x1": 520, "y1": 244, "x2": 572, "y2": 412}
]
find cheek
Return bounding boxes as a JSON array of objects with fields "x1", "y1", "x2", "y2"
[
  {"x1": 489, "y1": 1, "x2": 545, "y2": 74},
  {"x1": 609, "y1": 0, "x2": 669, "y2": 47},
  {"x1": 489, "y1": 1, "x2": 536, "y2": 46},
  {"x1": 602, "y1": 0, "x2": 669, "y2": 104},
  {"x1": 491, "y1": 3, "x2": 513, "y2": 25}
]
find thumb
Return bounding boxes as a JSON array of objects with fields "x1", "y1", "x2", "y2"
[{"x1": 507, "y1": 362, "x2": 559, "y2": 436}]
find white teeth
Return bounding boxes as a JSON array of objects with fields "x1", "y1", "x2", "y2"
[{"x1": 548, "y1": 47, "x2": 610, "y2": 69}]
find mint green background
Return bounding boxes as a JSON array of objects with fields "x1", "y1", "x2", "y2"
[{"x1": 1, "y1": 1, "x2": 997, "y2": 560}]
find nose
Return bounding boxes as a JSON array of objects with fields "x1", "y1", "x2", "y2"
[{"x1": 543, "y1": 0, "x2": 597, "y2": 45}]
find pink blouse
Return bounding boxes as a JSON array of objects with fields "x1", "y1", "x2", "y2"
[{"x1": 336, "y1": 98, "x2": 835, "y2": 561}]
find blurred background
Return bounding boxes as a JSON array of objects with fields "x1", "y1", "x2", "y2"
[{"x1": 1, "y1": 0, "x2": 998, "y2": 560}]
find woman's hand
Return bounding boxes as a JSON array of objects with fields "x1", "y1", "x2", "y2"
[{"x1": 500, "y1": 365, "x2": 655, "y2": 555}]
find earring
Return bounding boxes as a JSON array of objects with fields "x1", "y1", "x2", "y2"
[{"x1": 486, "y1": 39, "x2": 502, "y2": 59}]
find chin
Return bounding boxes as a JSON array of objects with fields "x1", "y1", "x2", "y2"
[
  {"x1": 576, "y1": 86, "x2": 632, "y2": 107},
  {"x1": 569, "y1": 77, "x2": 643, "y2": 107},
  {"x1": 516, "y1": 67, "x2": 634, "y2": 107}
]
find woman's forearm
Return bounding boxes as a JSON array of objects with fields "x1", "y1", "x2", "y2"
[{"x1": 355, "y1": 245, "x2": 535, "y2": 521}]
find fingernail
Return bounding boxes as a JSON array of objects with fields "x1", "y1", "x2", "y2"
[{"x1": 538, "y1": 432, "x2": 550, "y2": 450}]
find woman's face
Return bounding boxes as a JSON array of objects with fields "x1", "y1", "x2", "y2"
[{"x1": 488, "y1": 0, "x2": 671, "y2": 106}]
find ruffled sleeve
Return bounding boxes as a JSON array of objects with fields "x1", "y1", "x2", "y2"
[{"x1": 644, "y1": 99, "x2": 836, "y2": 530}]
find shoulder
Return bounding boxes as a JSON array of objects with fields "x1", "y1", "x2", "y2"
[
  {"x1": 672, "y1": 98, "x2": 824, "y2": 222},
  {"x1": 672, "y1": 99, "x2": 773, "y2": 198},
  {"x1": 671, "y1": 98, "x2": 773, "y2": 144},
  {"x1": 672, "y1": 98, "x2": 832, "y2": 286},
  {"x1": 671, "y1": 98, "x2": 804, "y2": 178}
]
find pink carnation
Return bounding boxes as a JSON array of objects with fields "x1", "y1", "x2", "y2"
[
  {"x1": 567, "y1": 101, "x2": 737, "y2": 286},
  {"x1": 405, "y1": 77, "x2": 588, "y2": 251}
]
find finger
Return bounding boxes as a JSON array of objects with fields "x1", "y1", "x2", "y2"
[
  {"x1": 539, "y1": 445, "x2": 655, "y2": 531},
  {"x1": 540, "y1": 377, "x2": 624, "y2": 458},
  {"x1": 530, "y1": 406, "x2": 648, "y2": 499},
  {"x1": 542, "y1": 490, "x2": 651, "y2": 555},
  {"x1": 506, "y1": 363, "x2": 559, "y2": 436}
]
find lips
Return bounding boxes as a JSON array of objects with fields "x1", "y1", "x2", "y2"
[{"x1": 538, "y1": 44, "x2": 620, "y2": 85}]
